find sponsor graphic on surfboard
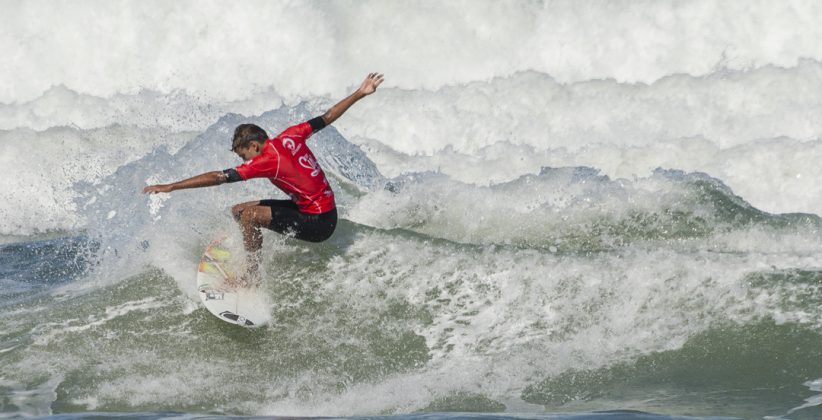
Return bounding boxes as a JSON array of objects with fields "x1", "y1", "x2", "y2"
[{"x1": 196, "y1": 236, "x2": 270, "y2": 327}]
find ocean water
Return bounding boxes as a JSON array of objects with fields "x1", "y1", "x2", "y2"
[{"x1": 2, "y1": 1, "x2": 822, "y2": 419}]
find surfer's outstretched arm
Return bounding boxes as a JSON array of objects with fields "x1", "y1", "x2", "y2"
[
  {"x1": 143, "y1": 171, "x2": 228, "y2": 194},
  {"x1": 320, "y1": 73, "x2": 384, "y2": 126}
]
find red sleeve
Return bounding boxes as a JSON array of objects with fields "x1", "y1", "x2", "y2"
[
  {"x1": 235, "y1": 152, "x2": 278, "y2": 180},
  {"x1": 277, "y1": 122, "x2": 314, "y2": 144}
]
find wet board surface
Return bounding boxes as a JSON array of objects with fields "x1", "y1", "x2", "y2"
[{"x1": 196, "y1": 236, "x2": 269, "y2": 327}]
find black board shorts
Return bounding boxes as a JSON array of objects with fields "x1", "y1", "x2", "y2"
[{"x1": 258, "y1": 199, "x2": 337, "y2": 243}]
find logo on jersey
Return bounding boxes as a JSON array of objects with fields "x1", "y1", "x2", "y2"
[
  {"x1": 298, "y1": 154, "x2": 321, "y2": 177},
  {"x1": 282, "y1": 138, "x2": 302, "y2": 156}
]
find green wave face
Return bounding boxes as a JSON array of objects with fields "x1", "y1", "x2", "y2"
[{"x1": 3, "y1": 221, "x2": 822, "y2": 417}]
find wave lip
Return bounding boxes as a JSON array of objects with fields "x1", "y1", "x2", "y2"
[{"x1": 349, "y1": 166, "x2": 822, "y2": 253}]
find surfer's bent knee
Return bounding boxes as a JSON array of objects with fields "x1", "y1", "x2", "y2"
[
  {"x1": 231, "y1": 204, "x2": 245, "y2": 221},
  {"x1": 231, "y1": 201, "x2": 262, "y2": 221}
]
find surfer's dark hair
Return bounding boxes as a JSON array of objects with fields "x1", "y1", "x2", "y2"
[{"x1": 231, "y1": 124, "x2": 268, "y2": 151}]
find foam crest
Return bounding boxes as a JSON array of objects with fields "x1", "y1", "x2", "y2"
[
  {"x1": 5, "y1": 1, "x2": 822, "y2": 103},
  {"x1": 353, "y1": 135, "x2": 822, "y2": 215},
  {"x1": 342, "y1": 64, "x2": 822, "y2": 156},
  {"x1": 334, "y1": 65, "x2": 822, "y2": 214},
  {"x1": 0, "y1": 85, "x2": 284, "y2": 131}
]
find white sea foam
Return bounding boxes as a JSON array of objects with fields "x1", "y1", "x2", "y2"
[
  {"x1": 783, "y1": 378, "x2": 822, "y2": 417},
  {"x1": 4, "y1": 1, "x2": 822, "y2": 104}
]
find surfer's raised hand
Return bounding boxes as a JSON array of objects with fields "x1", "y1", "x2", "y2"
[
  {"x1": 356, "y1": 73, "x2": 384, "y2": 96},
  {"x1": 319, "y1": 73, "x2": 385, "y2": 126},
  {"x1": 143, "y1": 184, "x2": 173, "y2": 194}
]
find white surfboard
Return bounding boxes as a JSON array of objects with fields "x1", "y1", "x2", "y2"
[{"x1": 196, "y1": 236, "x2": 270, "y2": 327}]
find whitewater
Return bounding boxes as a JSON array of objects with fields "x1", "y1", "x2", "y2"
[{"x1": 1, "y1": 1, "x2": 822, "y2": 419}]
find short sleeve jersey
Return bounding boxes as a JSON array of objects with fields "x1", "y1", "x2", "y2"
[{"x1": 233, "y1": 122, "x2": 335, "y2": 214}]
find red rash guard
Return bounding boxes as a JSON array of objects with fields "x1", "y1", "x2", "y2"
[{"x1": 232, "y1": 121, "x2": 335, "y2": 214}]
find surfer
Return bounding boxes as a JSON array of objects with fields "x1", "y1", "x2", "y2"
[{"x1": 143, "y1": 73, "x2": 384, "y2": 278}]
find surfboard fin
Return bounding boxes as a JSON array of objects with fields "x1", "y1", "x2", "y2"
[{"x1": 219, "y1": 311, "x2": 255, "y2": 326}]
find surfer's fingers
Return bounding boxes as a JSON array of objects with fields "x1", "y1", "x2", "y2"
[{"x1": 143, "y1": 185, "x2": 170, "y2": 194}]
